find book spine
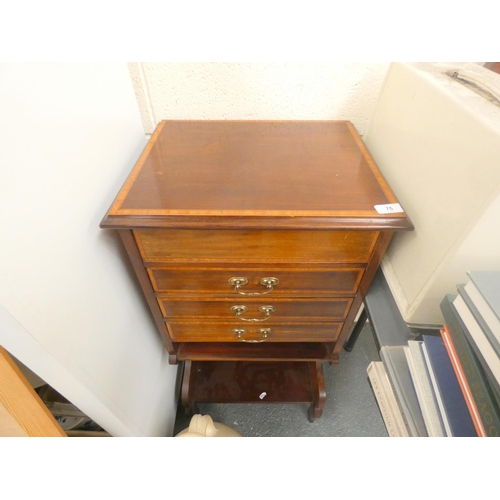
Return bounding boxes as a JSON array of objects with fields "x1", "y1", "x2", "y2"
[
  {"x1": 405, "y1": 342, "x2": 445, "y2": 436},
  {"x1": 420, "y1": 340, "x2": 452, "y2": 436},
  {"x1": 367, "y1": 362, "x2": 409, "y2": 437},
  {"x1": 379, "y1": 347, "x2": 419, "y2": 436},
  {"x1": 467, "y1": 272, "x2": 500, "y2": 323},
  {"x1": 458, "y1": 284, "x2": 500, "y2": 358},
  {"x1": 452, "y1": 296, "x2": 500, "y2": 397},
  {"x1": 440, "y1": 295, "x2": 500, "y2": 437},
  {"x1": 440, "y1": 327, "x2": 486, "y2": 436}
]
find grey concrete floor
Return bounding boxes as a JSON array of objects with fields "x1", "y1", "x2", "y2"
[{"x1": 173, "y1": 323, "x2": 388, "y2": 437}]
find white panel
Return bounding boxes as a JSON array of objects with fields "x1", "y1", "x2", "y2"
[
  {"x1": 364, "y1": 62, "x2": 500, "y2": 325},
  {"x1": 0, "y1": 63, "x2": 178, "y2": 436}
]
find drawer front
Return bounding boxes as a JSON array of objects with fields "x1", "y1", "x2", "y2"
[
  {"x1": 148, "y1": 266, "x2": 365, "y2": 296},
  {"x1": 135, "y1": 229, "x2": 378, "y2": 263},
  {"x1": 157, "y1": 297, "x2": 352, "y2": 322},
  {"x1": 167, "y1": 322, "x2": 343, "y2": 342}
]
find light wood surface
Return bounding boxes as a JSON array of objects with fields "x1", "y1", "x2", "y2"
[{"x1": 0, "y1": 347, "x2": 66, "y2": 437}]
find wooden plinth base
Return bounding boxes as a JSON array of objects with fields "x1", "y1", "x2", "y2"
[{"x1": 181, "y1": 360, "x2": 326, "y2": 423}]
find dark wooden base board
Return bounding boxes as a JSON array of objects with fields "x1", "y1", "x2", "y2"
[{"x1": 181, "y1": 359, "x2": 326, "y2": 422}]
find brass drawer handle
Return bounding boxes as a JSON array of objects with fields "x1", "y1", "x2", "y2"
[
  {"x1": 232, "y1": 328, "x2": 272, "y2": 343},
  {"x1": 228, "y1": 277, "x2": 279, "y2": 295},
  {"x1": 230, "y1": 305, "x2": 276, "y2": 322}
]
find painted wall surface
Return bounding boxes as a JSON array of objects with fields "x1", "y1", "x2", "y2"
[
  {"x1": 0, "y1": 63, "x2": 178, "y2": 436},
  {"x1": 363, "y1": 62, "x2": 500, "y2": 325},
  {"x1": 128, "y1": 62, "x2": 390, "y2": 135}
]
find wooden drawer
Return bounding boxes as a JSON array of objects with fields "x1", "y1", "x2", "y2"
[
  {"x1": 167, "y1": 321, "x2": 343, "y2": 342},
  {"x1": 135, "y1": 229, "x2": 378, "y2": 263},
  {"x1": 157, "y1": 297, "x2": 352, "y2": 321},
  {"x1": 148, "y1": 266, "x2": 365, "y2": 296}
]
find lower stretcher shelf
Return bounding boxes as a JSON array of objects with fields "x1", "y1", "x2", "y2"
[
  {"x1": 181, "y1": 359, "x2": 326, "y2": 422},
  {"x1": 176, "y1": 341, "x2": 334, "y2": 362}
]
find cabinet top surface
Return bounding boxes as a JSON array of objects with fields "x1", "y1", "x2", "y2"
[{"x1": 102, "y1": 120, "x2": 412, "y2": 230}]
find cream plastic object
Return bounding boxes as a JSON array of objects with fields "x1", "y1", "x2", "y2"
[{"x1": 176, "y1": 414, "x2": 242, "y2": 437}]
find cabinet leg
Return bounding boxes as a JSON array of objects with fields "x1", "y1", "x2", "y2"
[
  {"x1": 308, "y1": 361, "x2": 326, "y2": 422},
  {"x1": 184, "y1": 403, "x2": 199, "y2": 417},
  {"x1": 344, "y1": 307, "x2": 368, "y2": 352},
  {"x1": 308, "y1": 403, "x2": 323, "y2": 422},
  {"x1": 181, "y1": 360, "x2": 199, "y2": 416}
]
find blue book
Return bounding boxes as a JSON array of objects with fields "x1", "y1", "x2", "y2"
[{"x1": 421, "y1": 334, "x2": 477, "y2": 437}]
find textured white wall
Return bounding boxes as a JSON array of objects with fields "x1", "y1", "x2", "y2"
[
  {"x1": 0, "y1": 63, "x2": 178, "y2": 436},
  {"x1": 128, "y1": 62, "x2": 390, "y2": 135}
]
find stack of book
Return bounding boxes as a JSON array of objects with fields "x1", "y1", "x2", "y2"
[
  {"x1": 367, "y1": 270, "x2": 500, "y2": 437},
  {"x1": 440, "y1": 271, "x2": 500, "y2": 437}
]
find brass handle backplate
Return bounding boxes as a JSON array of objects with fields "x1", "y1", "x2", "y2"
[
  {"x1": 228, "y1": 277, "x2": 279, "y2": 296},
  {"x1": 230, "y1": 305, "x2": 276, "y2": 322},
  {"x1": 232, "y1": 328, "x2": 272, "y2": 343}
]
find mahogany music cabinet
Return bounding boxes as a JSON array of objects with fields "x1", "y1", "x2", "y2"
[{"x1": 100, "y1": 120, "x2": 413, "y2": 421}]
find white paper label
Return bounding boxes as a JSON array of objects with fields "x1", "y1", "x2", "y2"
[{"x1": 374, "y1": 203, "x2": 404, "y2": 214}]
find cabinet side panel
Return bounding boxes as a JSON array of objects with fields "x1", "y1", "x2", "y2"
[
  {"x1": 332, "y1": 231, "x2": 394, "y2": 360},
  {"x1": 120, "y1": 230, "x2": 176, "y2": 358}
]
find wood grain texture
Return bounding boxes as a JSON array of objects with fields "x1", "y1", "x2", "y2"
[
  {"x1": 0, "y1": 347, "x2": 66, "y2": 437},
  {"x1": 157, "y1": 297, "x2": 352, "y2": 321},
  {"x1": 134, "y1": 229, "x2": 378, "y2": 263},
  {"x1": 101, "y1": 120, "x2": 413, "y2": 231},
  {"x1": 167, "y1": 321, "x2": 343, "y2": 342},
  {"x1": 100, "y1": 214, "x2": 413, "y2": 230},
  {"x1": 100, "y1": 120, "x2": 413, "y2": 416},
  {"x1": 332, "y1": 231, "x2": 394, "y2": 360},
  {"x1": 119, "y1": 230, "x2": 175, "y2": 355},
  {"x1": 148, "y1": 265, "x2": 364, "y2": 296},
  {"x1": 107, "y1": 121, "x2": 167, "y2": 215}
]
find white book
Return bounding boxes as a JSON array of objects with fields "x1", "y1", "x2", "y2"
[
  {"x1": 404, "y1": 342, "x2": 445, "y2": 437},
  {"x1": 367, "y1": 361, "x2": 410, "y2": 437}
]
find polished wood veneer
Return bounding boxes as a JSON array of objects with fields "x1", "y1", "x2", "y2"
[
  {"x1": 101, "y1": 120, "x2": 413, "y2": 421},
  {"x1": 157, "y1": 297, "x2": 352, "y2": 321},
  {"x1": 147, "y1": 266, "x2": 365, "y2": 296},
  {"x1": 167, "y1": 322, "x2": 343, "y2": 342},
  {"x1": 134, "y1": 229, "x2": 378, "y2": 262}
]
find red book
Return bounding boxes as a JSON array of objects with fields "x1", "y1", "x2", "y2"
[{"x1": 440, "y1": 326, "x2": 487, "y2": 437}]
